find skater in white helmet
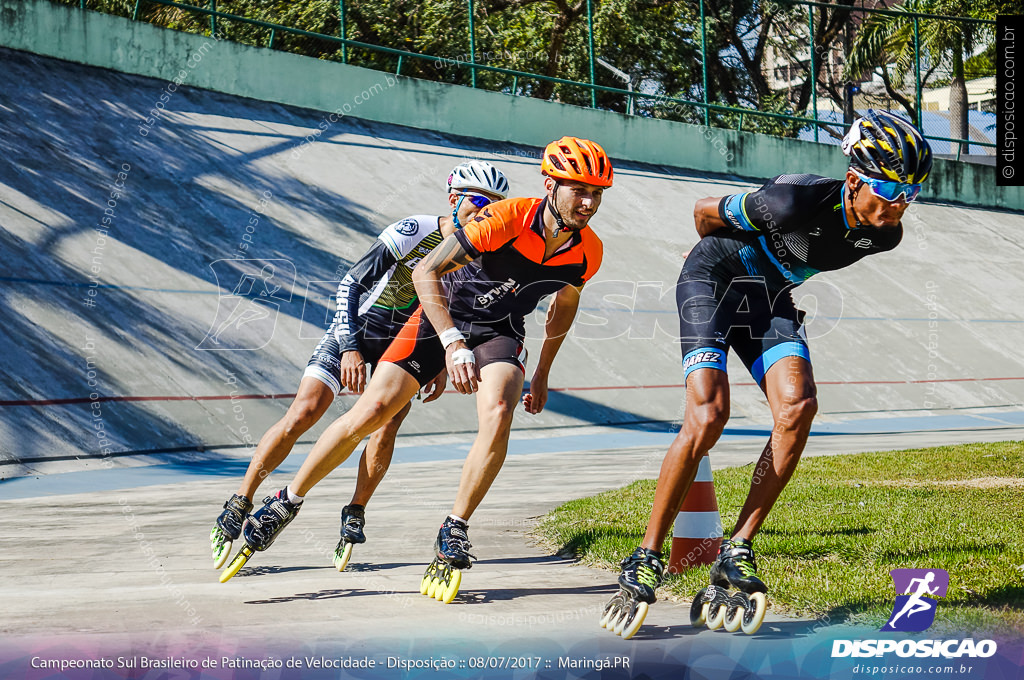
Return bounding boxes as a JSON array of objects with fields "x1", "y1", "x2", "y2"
[{"x1": 211, "y1": 161, "x2": 510, "y2": 575}]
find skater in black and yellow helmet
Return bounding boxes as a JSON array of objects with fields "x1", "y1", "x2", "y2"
[{"x1": 602, "y1": 110, "x2": 933, "y2": 639}]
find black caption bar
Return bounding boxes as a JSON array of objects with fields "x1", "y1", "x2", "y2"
[{"x1": 998, "y1": 15, "x2": 1023, "y2": 186}]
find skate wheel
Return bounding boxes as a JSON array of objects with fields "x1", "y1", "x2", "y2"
[
  {"x1": 211, "y1": 528, "x2": 233, "y2": 570},
  {"x1": 612, "y1": 600, "x2": 635, "y2": 637},
  {"x1": 600, "y1": 595, "x2": 621, "y2": 629},
  {"x1": 426, "y1": 576, "x2": 440, "y2": 599},
  {"x1": 740, "y1": 592, "x2": 767, "y2": 635},
  {"x1": 213, "y1": 542, "x2": 232, "y2": 570},
  {"x1": 218, "y1": 546, "x2": 252, "y2": 583},
  {"x1": 420, "y1": 564, "x2": 435, "y2": 595},
  {"x1": 620, "y1": 601, "x2": 649, "y2": 640},
  {"x1": 334, "y1": 542, "x2": 353, "y2": 572},
  {"x1": 706, "y1": 603, "x2": 727, "y2": 630},
  {"x1": 433, "y1": 572, "x2": 447, "y2": 601},
  {"x1": 724, "y1": 603, "x2": 744, "y2": 632},
  {"x1": 441, "y1": 569, "x2": 461, "y2": 604},
  {"x1": 210, "y1": 527, "x2": 222, "y2": 548},
  {"x1": 690, "y1": 588, "x2": 711, "y2": 627},
  {"x1": 610, "y1": 607, "x2": 627, "y2": 636}
]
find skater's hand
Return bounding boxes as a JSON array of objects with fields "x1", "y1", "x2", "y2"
[
  {"x1": 446, "y1": 341, "x2": 480, "y2": 394},
  {"x1": 340, "y1": 350, "x2": 367, "y2": 393},
  {"x1": 421, "y1": 370, "x2": 447, "y2": 403},
  {"x1": 522, "y1": 372, "x2": 548, "y2": 414}
]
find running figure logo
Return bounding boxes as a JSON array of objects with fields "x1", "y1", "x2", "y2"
[
  {"x1": 881, "y1": 568, "x2": 949, "y2": 632},
  {"x1": 197, "y1": 259, "x2": 295, "y2": 351}
]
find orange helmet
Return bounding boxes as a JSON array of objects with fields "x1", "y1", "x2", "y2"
[{"x1": 541, "y1": 137, "x2": 613, "y2": 188}]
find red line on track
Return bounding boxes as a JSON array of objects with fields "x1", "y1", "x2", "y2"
[{"x1": 3, "y1": 376, "x2": 1023, "y2": 407}]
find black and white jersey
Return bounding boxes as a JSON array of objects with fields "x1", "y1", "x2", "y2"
[{"x1": 333, "y1": 215, "x2": 443, "y2": 353}]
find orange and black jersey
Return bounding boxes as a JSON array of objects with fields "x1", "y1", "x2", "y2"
[{"x1": 448, "y1": 197, "x2": 603, "y2": 336}]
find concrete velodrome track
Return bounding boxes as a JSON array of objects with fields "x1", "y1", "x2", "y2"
[{"x1": 1, "y1": 47, "x2": 1023, "y2": 679}]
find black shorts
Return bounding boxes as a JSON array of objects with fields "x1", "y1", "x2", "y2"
[
  {"x1": 303, "y1": 325, "x2": 394, "y2": 396},
  {"x1": 380, "y1": 308, "x2": 528, "y2": 387},
  {"x1": 676, "y1": 265, "x2": 809, "y2": 386}
]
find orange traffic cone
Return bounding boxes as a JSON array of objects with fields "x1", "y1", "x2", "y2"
[{"x1": 668, "y1": 453, "x2": 722, "y2": 574}]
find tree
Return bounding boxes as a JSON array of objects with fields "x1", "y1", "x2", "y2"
[
  {"x1": 688, "y1": 0, "x2": 859, "y2": 138},
  {"x1": 846, "y1": 0, "x2": 995, "y2": 155},
  {"x1": 57, "y1": 0, "x2": 987, "y2": 146}
]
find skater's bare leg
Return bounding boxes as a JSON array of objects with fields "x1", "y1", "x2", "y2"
[
  {"x1": 641, "y1": 368, "x2": 730, "y2": 552},
  {"x1": 349, "y1": 400, "x2": 413, "y2": 506},
  {"x1": 236, "y1": 377, "x2": 335, "y2": 500},
  {"x1": 449, "y1": 362, "x2": 524, "y2": 520},
  {"x1": 290, "y1": 363, "x2": 421, "y2": 497},
  {"x1": 731, "y1": 357, "x2": 817, "y2": 541}
]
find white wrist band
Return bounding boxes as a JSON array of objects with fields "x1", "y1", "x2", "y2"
[
  {"x1": 452, "y1": 348, "x2": 476, "y2": 365},
  {"x1": 439, "y1": 327, "x2": 466, "y2": 349}
]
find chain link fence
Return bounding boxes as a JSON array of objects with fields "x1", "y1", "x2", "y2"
[{"x1": 61, "y1": 0, "x2": 997, "y2": 162}]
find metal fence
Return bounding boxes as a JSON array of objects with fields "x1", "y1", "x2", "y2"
[{"x1": 65, "y1": 0, "x2": 997, "y2": 160}]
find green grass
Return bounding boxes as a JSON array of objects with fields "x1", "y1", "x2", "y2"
[{"x1": 536, "y1": 440, "x2": 1024, "y2": 637}]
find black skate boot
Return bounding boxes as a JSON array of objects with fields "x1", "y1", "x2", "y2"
[
  {"x1": 618, "y1": 546, "x2": 666, "y2": 603},
  {"x1": 690, "y1": 538, "x2": 768, "y2": 635},
  {"x1": 243, "y1": 488, "x2": 302, "y2": 552},
  {"x1": 333, "y1": 504, "x2": 365, "y2": 571},
  {"x1": 434, "y1": 516, "x2": 475, "y2": 569},
  {"x1": 218, "y1": 488, "x2": 301, "y2": 583},
  {"x1": 420, "y1": 516, "x2": 476, "y2": 604},
  {"x1": 219, "y1": 489, "x2": 301, "y2": 583},
  {"x1": 210, "y1": 494, "x2": 252, "y2": 569},
  {"x1": 710, "y1": 538, "x2": 767, "y2": 594},
  {"x1": 600, "y1": 547, "x2": 665, "y2": 639}
]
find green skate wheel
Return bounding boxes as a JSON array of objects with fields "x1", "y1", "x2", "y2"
[
  {"x1": 211, "y1": 527, "x2": 232, "y2": 570},
  {"x1": 706, "y1": 603, "x2": 727, "y2": 630},
  {"x1": 219, "y1": 546, "x2": 252, "y2": 583},
  {"x1": 740, "y1": 592, "x2": 767, "y2": 635},
  {"x1": 334, "y1": 542, "x2": 354, "y2": 572},
  {"x1": 621, "y1": 601, "x2": 649, "y2": 640},
  {"x1": 441, "y1": 569, "x2": 461, "y2": 604}
]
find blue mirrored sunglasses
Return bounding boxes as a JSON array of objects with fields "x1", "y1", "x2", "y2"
[
  {"x1": 853, "y1": 170, "x2": 922, "y2": 203},
  {"x1": 459, "y1": 192, "x2": 494, "y2": 209}
]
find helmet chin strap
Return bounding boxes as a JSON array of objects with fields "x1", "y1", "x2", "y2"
[
  {"x1": 546, "y1": 182, "x2": 574, "y2": 233},
  {"x1": 847, "y1": 181, "x2": 868, "y2": 229}
]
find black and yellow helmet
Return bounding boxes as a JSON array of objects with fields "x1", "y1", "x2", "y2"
[{"x1": 841, "y1": 110, "x2": 932, "y2": 184}]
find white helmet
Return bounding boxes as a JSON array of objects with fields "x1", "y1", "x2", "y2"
[{"x1": 447, "y1": 160, "x2": 509, "y2": 199}]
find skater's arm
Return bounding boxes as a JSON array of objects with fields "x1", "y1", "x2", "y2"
[
  {"x1": 412, "y1": 234, "x2": 479, "y2": 394},
  {"x1": 336, "y1": 241, "x2": 399, "y2": 354},
  {"x1": 694, "y1": 197, "x2": 729, "y2": 237},
  {"x1": 713, "y1": 183, "x2": 810, "y2": 237},
  {"x1": 335, "y1": 241, "x2": 399, "y2": 391},
  {"x1": 523, "y1": 283, "x2": 582, "y2": 415},
  {"x1": 411, "y1": 232, "x2": 472, "y2": 333}
]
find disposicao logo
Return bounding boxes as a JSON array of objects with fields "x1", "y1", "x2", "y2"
[
  {"x1": 882, "y1": 568, "x2": 948, "y2": 632},
  {"x1": 831, "y1": 568, "x2": 998, "y2": 660}
]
